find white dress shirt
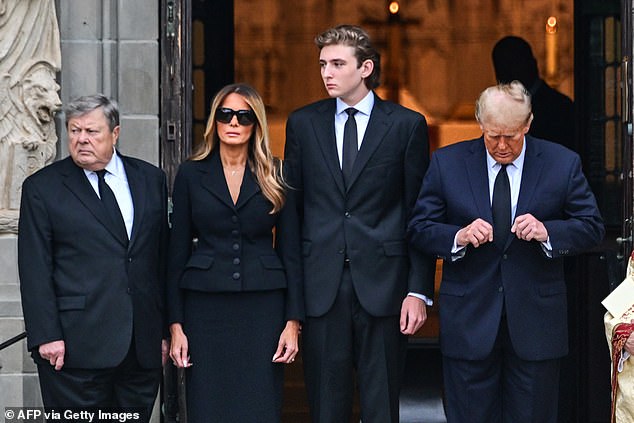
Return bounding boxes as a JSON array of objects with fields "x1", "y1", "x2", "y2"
[
  {"x1": 485, "y1": 142, "x2": 525, "y2": 220},
  {"x1": 84, "y1": 151, "x2": 134, "y2": 238},
  {"x1": 335, "y1": 91, "x2": 374, "y2": 168}
]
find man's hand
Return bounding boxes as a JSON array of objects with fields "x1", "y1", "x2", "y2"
[
  {"x1": 400, "y1": 296, "x2": 427, "y2": 335},
  {"x1": 512, "y1": 213, "x2": 548, "y2": 242},
  {"x1": 38, "y1": 340, "x2": 65, "y2": 370},
  {"x1": 456, "y1": 218, "x2": 493, "y2": 248}
]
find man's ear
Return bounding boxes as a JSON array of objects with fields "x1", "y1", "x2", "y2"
[
  {"x1": 112, "y1": 125, "x2": 120, "y2": 145},
  {"x1": 360, "y1": 59, "x2": 374, "y2": 79}
]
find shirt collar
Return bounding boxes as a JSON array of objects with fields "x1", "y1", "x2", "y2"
[
  {"x1": 105, "y1": 150, "x2": 125, "y2": 178},
  {"x1": 84, "y1": 149, "x2": 124, "y2": 178},
  {"x1": 336, "y1": 90, "x2": 374, "y2": 117}
]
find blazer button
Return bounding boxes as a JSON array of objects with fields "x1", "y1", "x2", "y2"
[
  {"x1": 232, "y1": 215, "x2": 238, "y2": 223},
  {"x1": 232, "y1": 272, "x2": 240, "y2": 280},
  {"x1": 233, "y1": 257, "x2": 240, "y2": 265},
  {"x1": 232, "y1": 229, "x2": 239, "y2": 237},
  {"x1": 344, "y1": 212, "x2": 350, "y2": 218},
  {"x1": 232, "y1": 243, "x2": 240, "y2": 251},
  {"x1": 498, "y1": 286, "x2": 504, "y2": 292}
]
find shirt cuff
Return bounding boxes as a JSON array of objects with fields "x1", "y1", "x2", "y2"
[
  {"x1": 541, "y1": 237, "x2": 553, "y2": 258},
  {"x1": 407, "y1": 292, "x2": 433, "y2": 306},
  {"x1": 451, "y1": 233, "x2": 466, "y2": 261}
]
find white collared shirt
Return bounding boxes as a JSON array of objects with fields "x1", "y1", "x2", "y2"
[
  {"x1": 485, "y1": 140, "x2": 551, "y2": 253},
  {"x1": 485, "y1": 139, "x2": 526, "y2": 220},
  {"x1": 335, "y1": 91, "x2": 374, "y2": 168},
  {"x1": 84, "y1": 151, "x2": 134, "y2": 238}
]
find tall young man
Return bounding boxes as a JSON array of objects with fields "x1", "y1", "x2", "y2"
[{"x1": 284, "y1": 25, "x2": 435, "y2": 422}]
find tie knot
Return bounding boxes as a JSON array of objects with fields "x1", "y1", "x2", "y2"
[
  {"x1": 345, "y1": 107, "x2": 358, "y2": 117},
  {"x1": 96, "y1": 169, "x2": 108, "y2": 180}
]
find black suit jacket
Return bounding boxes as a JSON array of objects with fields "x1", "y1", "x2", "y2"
[
  {"x1": 407, "y1": 136, "x2": 604, "y2": 360},
  {"x1": 18, "y1": 154, "x2": 169, "y2": 369},
  {"x1": 284, "y1": 94, "x2": 435, "y2": 318},
  {"x1": 166, "y1": 151, "x2": 304, "y2": 324}
]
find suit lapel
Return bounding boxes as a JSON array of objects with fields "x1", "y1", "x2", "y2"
[
  {"x1": 235, "y1": 166, "x2": 260, "y2": 209},
  {"x1": 122, "y1": 155, "x2": 145, "y2": 248},
  {"x1": 61, "y1": 158, "x2": 128, "y2": 246},
  {"x1": 313, "y1": 100, "x2": 346, "y2": 195},
  {"x1": 515, "y1": 137, "x2": 544, "y2": 218},
  {"x1": 463, "y1": 138, "x2": 543, "y2": 252},
  {"x1": 345, "y1": 95, "x2": 390, "y2": 190},
  {"x1": 200, "y1": 152, "x2": 236, "y2": 209},
  {"x1": 465, "y1": 139, "x2": 493, "y2": 223},
  {"x1": 198, "y1": 151, "x2": 260, "y2": 209}
]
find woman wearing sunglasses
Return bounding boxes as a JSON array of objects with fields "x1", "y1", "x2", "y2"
[{"x1": 167, "y1": 83, "x2": 303, "y2": 422}]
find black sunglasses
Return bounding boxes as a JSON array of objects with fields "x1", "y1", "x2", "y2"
[{"x1": 215, "y1": 107, "x2": 256, "y2": 126}]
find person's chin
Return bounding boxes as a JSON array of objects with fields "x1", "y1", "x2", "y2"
[
  {"x1": 325, "y1": 88, "x2": 340, "y2": 98},
  {"x1": 73, "y1": 156, "x2": 97, "y2": 169}
]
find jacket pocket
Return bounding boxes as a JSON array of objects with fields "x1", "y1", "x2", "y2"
[
  {"x1": 383, "y1": 241, "x2": 407, "y2": 256},
  {"x1": 185, "y1": 255, "x2": 214, "y2": 269},
  {"x1": 56, "y1": 295, "x2": 86, "y2": 311},
  {"x1": 260, "y1": 255, "x2": 284, "y2": 269},
  {"x1": 538, "y1": 283, "x2": 566, "y2": 297},
  {"x1": 439, "y1": 281, "x2": 466, "y2": 297}
]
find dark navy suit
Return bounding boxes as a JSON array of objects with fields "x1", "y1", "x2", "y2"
[{"x1": 408, "y1": 136, "x2": 604, "y2": 422}]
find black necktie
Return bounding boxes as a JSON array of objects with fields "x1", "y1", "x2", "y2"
[
  {"x1": 342, "y1": 107, "x2": 358, "y2": 186},
  {"x1": 492, "y1": 164, "x2": 511, "y2": 248},
  {"x1": 96, "y1": 169, "x2": 128, "y2": 244}
]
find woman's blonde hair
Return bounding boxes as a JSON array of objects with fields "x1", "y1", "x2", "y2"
[{"x1": 191, "y1": 83, "x2": 286, "y2": 213}]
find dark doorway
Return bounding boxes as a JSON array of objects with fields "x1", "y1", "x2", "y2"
[{"x1": 191, "y1": 0, "x2": 234, "y2": 150}]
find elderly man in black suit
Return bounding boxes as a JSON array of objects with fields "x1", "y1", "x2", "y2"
[
  {"x1": 18, "y1": 94, "x2": 168, "y2": 420},
  {"x1": 284, "y1": 24, "x2": 436, "y2": 423}
]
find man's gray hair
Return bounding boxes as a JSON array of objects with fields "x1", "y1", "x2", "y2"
[
  {"x1": 64, "y1": 94, "x2": 119, "y2": 131},
  {"x1": 475, "y1": 80, "x2": 532, "y2": 125}
]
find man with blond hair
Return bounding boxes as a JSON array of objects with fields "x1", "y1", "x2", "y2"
[{"x1": 408, "y1": 81, "x2": 604, "y2": 422}]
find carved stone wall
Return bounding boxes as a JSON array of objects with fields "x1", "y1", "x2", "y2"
[
  {"x1": 0, "y1": 0, "x2": 160, "y2": 416},
  {"x1": 0, "y1": 0, "x2": 62, "y2": 411},
  {"x1": 0, "y1": 0, "x2": 62, "y2": 234}
]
